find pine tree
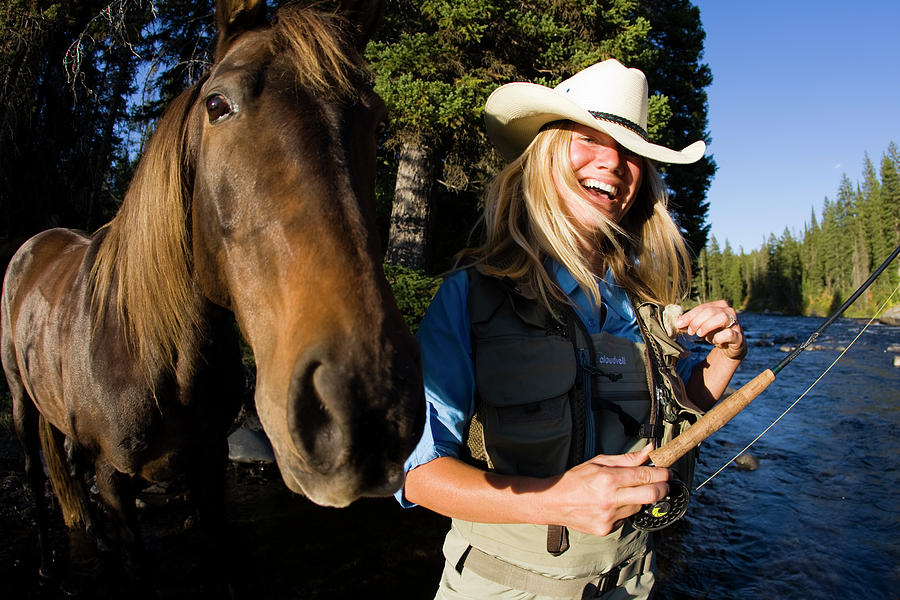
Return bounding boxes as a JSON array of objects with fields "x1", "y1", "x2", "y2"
[
  {"x1": 721, "y1": 240, "x2": 744, "y2": 308},
  {"x1": 636, "y1": 0, "x2": 715, "y2": 255},
  {"x1": 705, "y1": 235, "x2": 723, "y2": 301},
  {"x1": 878, "y1": 147, "x2": 900, "y2": 291}
]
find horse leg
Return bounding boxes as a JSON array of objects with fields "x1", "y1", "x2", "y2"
[
  {"x1": 64, "y1": 436, "x2": 98, "y2": 537},
  {"x1": 185, "y1": 438, "x2": 235, "y2": 598},
  {"x1": 11, "y1": 384, "x2": 56, "y2": 580},
  {"x1": 92, "y1": 458, "x2": 146, "y2": 574},
  {"x1": 37, "y1": 418, "x2": 106, "y2": 597}
]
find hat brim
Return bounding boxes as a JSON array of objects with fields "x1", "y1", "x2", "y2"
[{"x1": 485, "y1": 82, "x2": 706, "y2": 165}]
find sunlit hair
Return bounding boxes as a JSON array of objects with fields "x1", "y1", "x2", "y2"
[{"x1": 458, "y1": 121, "x2": 692, "y2": 311}]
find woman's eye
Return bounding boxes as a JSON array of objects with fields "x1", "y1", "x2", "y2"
[{"x1": 206, "y1": 94, "x2": 234, "y2": 123}]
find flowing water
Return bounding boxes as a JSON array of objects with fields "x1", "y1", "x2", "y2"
[{"x1": 656, "y1": 313, "x2": 900, "y2": 600}]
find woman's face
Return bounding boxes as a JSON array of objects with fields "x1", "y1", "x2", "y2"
[{"x1": 564, "y1": 123, "x2": 644, "y2": 226}]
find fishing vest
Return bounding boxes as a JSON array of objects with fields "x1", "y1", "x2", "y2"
[{"x1": 453, "y1": 267, "x2": 702, "y2": 575}]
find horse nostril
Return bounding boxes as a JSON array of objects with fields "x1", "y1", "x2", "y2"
[{"x1": 287, "y1": 361, "x2": 347, "y2": 475}]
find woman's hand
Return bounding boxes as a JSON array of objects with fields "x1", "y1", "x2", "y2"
[
  {"x1": 404, "y1": 447, "x2": 669, "y2": 537},
  {"x1": 543, "y1": 445, "x2": 669, "y2": 536},
  {"x1": 676, "y1": 300, "x2": 746, "y2": 360},
  {"x1": 679, "y1": 300, "x2": 747, "y2": 410}
]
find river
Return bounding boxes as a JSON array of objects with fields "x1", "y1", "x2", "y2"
[{"x1": 655, "y1": 313, "x2": 900, "y2": 600}]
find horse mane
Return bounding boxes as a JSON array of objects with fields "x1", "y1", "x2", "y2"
[
  {"x1": 91, "y1": 82, "x2": 203, "y2": 378},
  {"x1": 89, "y1": 5, "x2": 367, "y2": 378}
]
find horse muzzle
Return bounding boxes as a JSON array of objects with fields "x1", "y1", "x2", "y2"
[{"x1": 257, "y1": 341, "x2": 424, "y2": 506}]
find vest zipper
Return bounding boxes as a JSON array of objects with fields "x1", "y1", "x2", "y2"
[{"x1": 577, "y1": 347, "x2": 596, "y2": 460}]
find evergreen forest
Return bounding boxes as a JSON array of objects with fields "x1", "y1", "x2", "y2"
[{"x1": 693, "y1": 143, "x2": 900, "y2": 317}]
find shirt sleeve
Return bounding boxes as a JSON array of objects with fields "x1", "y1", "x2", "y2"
[
  {"x1": 675, "y1": 339, "x2": 706, "y2": 385},
  {"x1": 395, "y1": 270, "x2": 475, "y2": 508}
]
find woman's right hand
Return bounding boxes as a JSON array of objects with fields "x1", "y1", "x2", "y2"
[
  {"x1": 541, "y1": 445, "x2": 669, "y2": 536},
  {"x1": 403, "y1": 446, "x2": 669, "y2": 536}
]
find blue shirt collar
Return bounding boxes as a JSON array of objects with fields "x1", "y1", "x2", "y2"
[
  {"x1": 546, "y1": 258, "x2": 618, "y2": 296},
  {"x1": 548, "y1": 259, "x2": 581, "y2": 296}
]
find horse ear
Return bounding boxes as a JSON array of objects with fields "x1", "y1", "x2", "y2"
[
  {"x1": 333, "y1": 0, "x2": 384, "y2": 49},
  {"x1": 215, "y1": 0, "x2": 268, "y2": 60}
]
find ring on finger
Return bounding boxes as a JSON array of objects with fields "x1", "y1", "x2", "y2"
[{"x1": 726, "y1": 316, "x2": 737, "y2": 328}]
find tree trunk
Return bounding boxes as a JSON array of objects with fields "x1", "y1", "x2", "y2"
[{"x1": 386, "y1": 138, "x2": 438, "y2": 270}]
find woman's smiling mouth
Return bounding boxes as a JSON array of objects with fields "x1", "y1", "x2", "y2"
[{"x1": 581, "y1": 178, "x2": 617, "y2": 199}]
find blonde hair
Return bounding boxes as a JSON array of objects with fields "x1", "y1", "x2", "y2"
[{"x1": 459, "y1": 121, "x2": 692, "y2": 311}]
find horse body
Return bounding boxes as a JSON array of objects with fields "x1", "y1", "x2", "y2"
[
  {"x1": 1, "y1": 0, "x2": 424, "y2": 582},
  {"x1": 4, "y1": 225, "x2": 244, "y2": 560}
]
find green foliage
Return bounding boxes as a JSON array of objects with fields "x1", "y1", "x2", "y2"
[
  {"x1": 697, "y1": 142, "x2": 900, "y2": 317},
  {"x1": 383, "y1": 263, "x2": 443, "y2": 332}
]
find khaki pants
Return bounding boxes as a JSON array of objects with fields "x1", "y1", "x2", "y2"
[{"x1": 433, "y1": 527, "x2": 656, "y2": 600}]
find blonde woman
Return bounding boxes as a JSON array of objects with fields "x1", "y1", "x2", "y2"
[{"x1": 397, "y1": 59, "x2": 746, "y2": 599}]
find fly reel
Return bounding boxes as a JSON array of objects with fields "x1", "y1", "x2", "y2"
[{"x1": 630, "y1": 475, "x2": 690, "y2": 531}]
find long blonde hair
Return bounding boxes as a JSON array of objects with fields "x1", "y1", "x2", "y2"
[{"x1": 459, "y1": 121, "x2": 692, "y2": 311}]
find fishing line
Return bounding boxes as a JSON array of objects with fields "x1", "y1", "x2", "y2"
[{"x1": 696, "y1": 283, "x2": 900, "y2": 490}]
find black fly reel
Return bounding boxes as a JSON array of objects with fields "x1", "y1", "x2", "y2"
[{"x1": 630, "y1": 475, "x2": 690, "y2": 531}]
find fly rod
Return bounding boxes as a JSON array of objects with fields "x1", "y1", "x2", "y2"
[{"x1": 631, "y1": 241, "x2": 900, "y2": 531}]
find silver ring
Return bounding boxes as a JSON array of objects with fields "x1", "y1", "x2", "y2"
[{"x1": 726, "y1": 316, "x2": 737, "y2": 329}]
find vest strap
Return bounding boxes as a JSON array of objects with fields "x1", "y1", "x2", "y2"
[{"x1": 460, "y1": 545, "x2": 652, "y2": 599}]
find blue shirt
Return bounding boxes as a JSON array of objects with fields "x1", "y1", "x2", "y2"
[{"x1": 396, "y1": 262, "x2": 703, "y2": 507}]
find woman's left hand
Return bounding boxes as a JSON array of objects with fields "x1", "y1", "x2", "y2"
[{"x1": 676, "y1": 300, "x2": 746, "y2": 360}]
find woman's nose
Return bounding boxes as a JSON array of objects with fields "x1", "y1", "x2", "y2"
[{"x1": 594, "y1": 144, "x2": 625, "y2": 174}]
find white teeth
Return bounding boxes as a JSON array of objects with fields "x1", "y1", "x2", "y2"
[{"x1": 581, "y1": 179, "x2": 616, "y2": 198}]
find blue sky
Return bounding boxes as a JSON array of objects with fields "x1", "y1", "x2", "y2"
[{"x1": 692, "y1": 0, "x2": 900, "y2": 253}]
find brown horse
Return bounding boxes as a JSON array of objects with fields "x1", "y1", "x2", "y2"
[{"x1": 0, "y1": 0, "x2": 423, "y2": 582}]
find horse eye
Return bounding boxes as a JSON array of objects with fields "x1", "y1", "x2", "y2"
[{"x1": 205, "y1": 94, "x2": 234, "y2": 123}]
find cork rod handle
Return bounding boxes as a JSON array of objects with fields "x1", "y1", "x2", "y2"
[{"x1": 649, "y1": 369, "x2": 777, "y2": 469}]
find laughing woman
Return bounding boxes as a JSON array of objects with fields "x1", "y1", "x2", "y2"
[{"x1": 397, "y1": 59, "x2": 746, "y2": 599}]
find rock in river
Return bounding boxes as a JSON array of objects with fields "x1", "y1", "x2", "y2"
[
  {"x1": 228, "y1": 426, "x2": 275, "y2": 464},
  {"x1": 734, "y1": 453, "x2": 760, "y2": 471},
  {"x1": 880, "y1": 305, "x2": 900, "y2": 326}
]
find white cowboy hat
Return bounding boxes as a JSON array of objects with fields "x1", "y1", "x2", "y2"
[{"x1": 484, "y1": 59, "x2": 706, "y2": 164}]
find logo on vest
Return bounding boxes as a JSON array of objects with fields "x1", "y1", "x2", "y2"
[{"x1": 596, "y1": 354, "x2": 627, "y2": 365}]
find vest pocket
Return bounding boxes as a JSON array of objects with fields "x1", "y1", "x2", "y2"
[{"x1": 474, "y1": 336, "x2": 576, "y2": 477}]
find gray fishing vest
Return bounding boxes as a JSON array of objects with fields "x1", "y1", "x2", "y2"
[{"x1": 456, "y1": 268, "x2": 702, "y2": 574}]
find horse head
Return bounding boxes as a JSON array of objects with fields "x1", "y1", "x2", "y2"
[{"x1": 187, "y1": 0, "x2": 423, "y2": 506}]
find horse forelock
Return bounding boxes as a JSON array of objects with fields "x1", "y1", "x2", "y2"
[
  {"x1": 91, "y1": 82, "x2": 205, "y2": 379},
  {"x1": 270, "y1": 6, "x2": 370, "y2": 100}
]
